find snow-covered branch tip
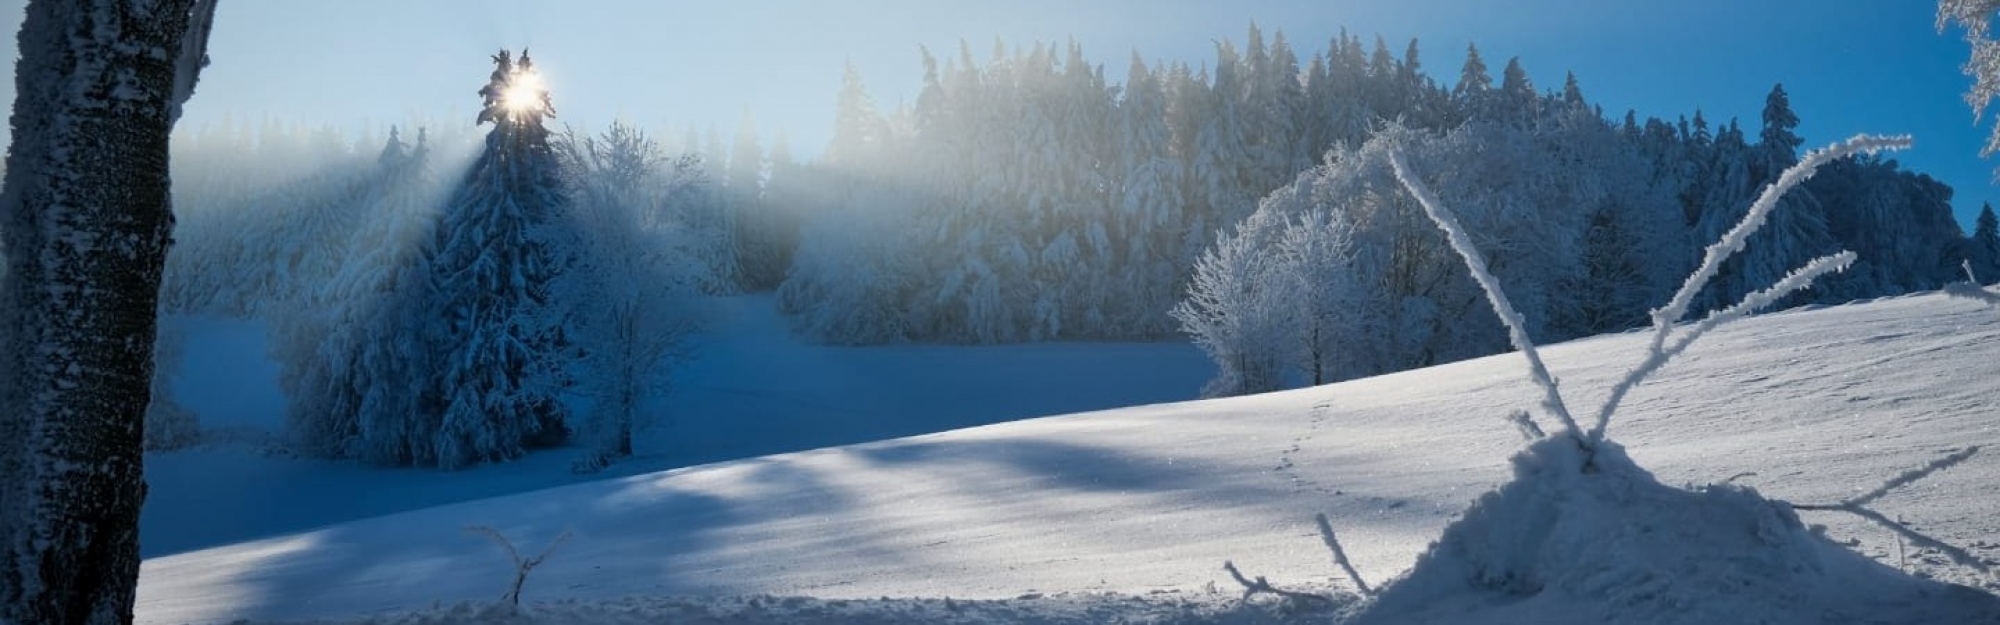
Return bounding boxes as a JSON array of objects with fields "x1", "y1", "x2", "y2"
[
  {"x1": 1584, "y1": 134, "x2": 1908, "y2": 451},
  {"x1": 1221, "y1": 560, "x2": 1332, "y2": 604},
  {"x1": 1792, "y1": 447, "x2": 1989, "y2": 577},
  {"x1": 1387, "y1": 147, "x2": 1582, "y2": 447},
  {"x1": 1590, "y1": 251, "x2": 1856, "y2": 444},
  {"x1": 1651, "y1": 134, "x2": 1911, "y2": 333},
  {"x1": 1315, "y1": 513, "x2": 1374, "y2": 596},
  {"x1": 467, "y1": 526, "x2": 573, "y2": 610}
]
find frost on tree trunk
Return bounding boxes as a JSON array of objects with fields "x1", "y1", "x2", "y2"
[{"x1": 0, "y1": 1, "x2": 215, "y2": 624}]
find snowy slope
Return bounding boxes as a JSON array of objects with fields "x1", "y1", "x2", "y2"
[
  {"x1": 136, "y1": 291, "x2": 2000, "y2": 623},
  {"x1": 141, "y1": 296, "x2": 1213, "y2": 557}
]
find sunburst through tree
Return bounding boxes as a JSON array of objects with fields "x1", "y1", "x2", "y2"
[{"x1": 388, "y1": 49, "x2": 574, "y2": 468}]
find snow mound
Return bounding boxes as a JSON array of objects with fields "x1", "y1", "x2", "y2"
[{"x1": 1357, "y1": 437, "x2": 2000, "y2": 625}]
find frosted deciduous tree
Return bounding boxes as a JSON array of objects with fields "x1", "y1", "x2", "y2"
[
  {"x1": 1173, "y1": 210, "x2": 1291, "y2": 398},
  {"x1": 0, "y1": 1, "x2": 218, "y2": 623},
  {"x1": 1940, "y1": 0, "x2": 2000, "y2": 164},
  {"x1": 554, "y1": 122, "x2": 702, "y2": 471}
]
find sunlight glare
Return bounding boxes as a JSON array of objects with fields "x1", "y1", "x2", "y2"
[{"x1": 502, "y1": 69, "x2": 546, "y2": 115}]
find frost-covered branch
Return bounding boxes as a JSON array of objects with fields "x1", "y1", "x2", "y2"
[
  {"x1": 1650, "y1": 135, "x2": 1911, "y2": 334},
  {"x1": 1387, "y1": 147, "x2": 1582, "y2": 445},
  {"x1": 1792, "y1": 447, "x2": 1990, "y2": 576},
  {"x1": 1590, "y1": 252, "x2": 1856, "y2": 443},
  {"x1": 1221, "y1": 560, "x2": 1332, "y2": 604},
  {"x1": 1315, "y1": 513, "x2": 1373, "y2": 596},
  {"x1": 467, "y1": 526, "x2": 572, "y2": 609},
  {"x1": 1940, "y1": 0, "x2": 2000, "y2": 159},
  {"x1": 1585, "y1": 134, "x2": 1909, "y2": 449}
]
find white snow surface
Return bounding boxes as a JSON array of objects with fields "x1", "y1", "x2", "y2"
[{"x1": 137, "y1": 291, "x2": 2000, "y2": 623}]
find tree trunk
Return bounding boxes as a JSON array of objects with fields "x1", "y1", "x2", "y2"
[{"x1": 0, "y1": 2, "x2": 215, "y2": 624}]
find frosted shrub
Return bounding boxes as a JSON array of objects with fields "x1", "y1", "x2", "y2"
[{"x1": 1339, "y1": 133, "x2": 2000, "y2": 622}]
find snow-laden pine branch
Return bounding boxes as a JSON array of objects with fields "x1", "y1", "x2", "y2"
[
  {"x1": 1589, "y1": 251, "x2": 1856, "y2": 444},
  {"x1": 1387, "y1": 147, "x2": 1582, "y2": 445}
]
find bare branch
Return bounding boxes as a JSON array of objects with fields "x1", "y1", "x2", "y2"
[
  {"x1": 467, "y1": 525, "x2": 573, "y2": 609},
  {"x1": 1387, "y1": 147, "x2": 1580, "y2": 447}
]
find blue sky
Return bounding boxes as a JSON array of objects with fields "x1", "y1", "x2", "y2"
[{"x1": 1, "y1": 1, "x2": 1993, "y2": 227}]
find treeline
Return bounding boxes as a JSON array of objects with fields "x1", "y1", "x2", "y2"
[
  {"x1": 741, "y1": 27, "x2": 1976, "y2": 354},
  {"x1": 156, "y1": 26, "x2": 1992, "y2": 427}
]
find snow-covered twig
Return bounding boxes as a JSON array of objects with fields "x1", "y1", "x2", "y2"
[
  {"x1": 1591, "y1": 252, "x2": 1856, "y2": 442},
  {"x1": 1221, "y1": 561, "x2": 1331, "y2": 604},
  {"x1": 1314, "y1": 513, "x2": 1373, "y2": 596},
  {"x1": 1647, "y1": 135, "x2": 1911, "y2": 339},
  {"x1": 1586, "y1": 134, "x2": 1909, "y2": 449},
  {"x1": 467, "y1": 526, "x2": 573, "y2": 610},
  {"x1": 1792, "y1": 447, "x2": 1991, "y2": 576},
  {"x1": 1387, "y1": 147, "x2": 1582, "y2": 447}
]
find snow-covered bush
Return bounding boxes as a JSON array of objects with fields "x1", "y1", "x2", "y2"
[{"x1": 1338, "y1": 133, "x2": 2000, "y2": 622}]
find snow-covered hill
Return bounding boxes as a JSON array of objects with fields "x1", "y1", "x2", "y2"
[{"x1": 136, "y1": 291, "x2": 2000, "y2": 624}]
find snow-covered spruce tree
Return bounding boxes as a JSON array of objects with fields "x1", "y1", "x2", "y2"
[
  {"x1": 272, "y1": 127, "x2": 445, "y2": 460},
  {"x1": 1969, "y1": 202, "x2": 2000, "y2": 281},
  {"x1": 0, "y1": 0, "x2": 218, "y2": 622},
  {"x1": 397, "y1": 50, "x2": 573, "y2": 469},
  {"x1": 552, "y1": 121, "x2": 701, "y2": 471}
]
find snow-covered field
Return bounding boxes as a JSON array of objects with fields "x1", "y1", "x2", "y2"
[
  {"x1": 136, "y1": 291, "x2": 2000, "y2": 623},
  {"x1": 140, "y1": 296, "x2": 1214, "y2": 557}
]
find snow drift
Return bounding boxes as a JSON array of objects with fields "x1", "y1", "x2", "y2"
[{"x1": 1355, "y1": 438, "x2": 2000, "y2": 624}]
